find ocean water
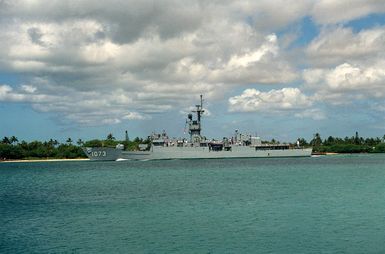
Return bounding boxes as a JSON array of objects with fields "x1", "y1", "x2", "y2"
[{"x1": 1, "y1": 155, "x2": 385, "y2": 253}]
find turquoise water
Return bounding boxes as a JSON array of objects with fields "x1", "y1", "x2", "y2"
[{"x1": 1, "y1": 155, "x2": 385, "y2": 253}]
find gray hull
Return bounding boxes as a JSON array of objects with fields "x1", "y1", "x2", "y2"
[
  {"x1": 83, "y1": 146, "x2": 312, "y2": 161},
  {"x1": 82, "y1": 147, "x2": 123, "y2": 161}
]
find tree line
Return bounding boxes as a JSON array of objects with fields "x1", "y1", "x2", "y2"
[
  {"x1": 298, "y1": 132, "x2": 385, "y2": 153},
  {"x1": 0, "y1": 136, "x2": 85, "y2": 160},
  {"x1": 0, "y1": 133, "x2": 147, "y2": 160}
]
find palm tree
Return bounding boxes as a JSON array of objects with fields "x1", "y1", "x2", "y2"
[
  {"x1": 48, "y1": 139, "x2": 55, "y2": 147},
  {"x1": 66, "y1": 138, "x2": 73, "y2": 145},
  {"x1": 10, "y1": 136, "x2": 18, "y2": 145},
  {"x1": 107, "y1": 133, "x2": 115, "y2": 140},
  {"x1": 2, "y1": 137, "x2": 10, "y2": 144},
  {"x1": 77, "y1": 139, "x2": 84, "y2": 146},
  {"x1": 312, "y1": 133, "x2": 322, "y2": 147}
]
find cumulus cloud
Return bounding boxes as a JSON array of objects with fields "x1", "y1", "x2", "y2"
[
  {"x1": 229, "y1": 0, "x2": 313, "y2": 30},
  {"x1": 0, "y1": 0, "x2": 205, "y2": 43},
  {"x1": 0, "y1": 83, "x2": 149, "y2": 125},
  {"x1": 207, "y1": 34, "x2": 298, "y2": 84},
  {"x1": 311, "y1": 0, "x2": 385, "y2": 25},
  {"x1": 228, "y1": 88, "x2": 313, "y2": 115},
  {"x1": 0, "y1": 0, "x2": 305, "y2": 125},
  {"x1": 0, "y1": 85, "x2": 13, "y2": 98},
  {"x1": 304, "y1": 61, "x2": 385, "y2": 103},
  {"x1": 294, "y1": 108, "x2": 326, "y2": 120},
  {"x1": 303, "y1": 24, "x2": 385, "y2": 107},
  {"x1": 165, "y1": 33, "x2": 299, "y2": 85},
  {"x1": 1, "y1": 0, "x2": 385, "y2": 126},
  {"x1": 0, "y1": 84, "x2": 55, "y2": 103},
  {"x1": 21, "y1": 85, "x2": 37, "y2": 93},
  {"x1": 123, "y1": 112, "x2": 149, "y2": 120},
  {"x1": 306, "y1": 26, "x2": 385, "y2": 66}
]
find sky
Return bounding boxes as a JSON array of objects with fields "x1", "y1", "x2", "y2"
[{"x1": 1, "y1": 0, "x2": 385, "y2": 143}]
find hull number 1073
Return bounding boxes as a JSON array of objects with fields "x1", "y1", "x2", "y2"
[{"x1": 91, "y1": 151, "x2": 107, "y2": 157}]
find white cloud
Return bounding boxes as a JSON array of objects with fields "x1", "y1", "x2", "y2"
[
  {"x1": 123, "y1": 112, "x2": 149, "y2": 120},
  {"x1": 207, "y1": 34, "x2": 298, "y2": 84},
  {"x1": 231, "y1": 0, "x2": 312, "y2": 30},
  {"x1": 0, "y1": 1, "x2": 304, "y2": 125},
  {"x1": 0, "y1": 85, "x2": 13, "y2": 99},
  {"x1": 228, "y1": 88, "x2": 312, "y2": 113},
  {"x1": 0, "y1": 84, "x2": 53, "y2": 102},
  {"x1": 0, "y1": 83, "x2": 149, "y2": 125},
  {"x1": 294, "y1": 108, "x2": 326, "y2": 120},
  {"x1": 80, "y1": 41, "x2": 120, "y2": 64},
  {"x1": 227, "y1": 34, "x2": 278, "y2": 68},
  {"x1": 304, "y1": 62, "x2": 385, "y2": 91},
  {"x1": 306, "y1": 26, "x2": 385, "y2": 66},
  {"x1": 21, "y1": 85, "x2": 37, "y2": 93},
  {"x1": 303, "y1": 24, "x2": 385, "y2": 106},
  {"x1": 311, "y1": 0, "x2": 385, "y2": 25},
  {"x1": 304, "y1": 61, "x2": 385, "y2": 103},
  {"x1": 1, "y1": 1, "x2": 385, "y2": 126}
]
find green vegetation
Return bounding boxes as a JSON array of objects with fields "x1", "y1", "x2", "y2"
[
  {"x1": 300, "y1": 132, "x2": 385, "y2": 154},
  {"x1": 0, "y1": 133, "x2": 149, "y2": 161},
  {"x1": 0, "y1": 137, "x2": 85, "y2": 160}
]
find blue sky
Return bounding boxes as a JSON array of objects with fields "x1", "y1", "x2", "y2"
[{"x1": 1, "y1": 0, "x2": 385, "y2": 143}]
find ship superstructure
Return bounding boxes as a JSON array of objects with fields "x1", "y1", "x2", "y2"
[
  {"x1": 83, "y1": 95, "x2": 312, "y2": 161},
  {"x1": 187, "y1": 94, "x2": 205, "y2": 144}
]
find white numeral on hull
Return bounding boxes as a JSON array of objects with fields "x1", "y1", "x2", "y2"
[{"x1": 91, "y1": 151, "x2": 107, "y2": 157}]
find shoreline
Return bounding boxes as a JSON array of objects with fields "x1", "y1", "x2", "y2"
[
  {"x1": 312, "y1": 152, "x2": 339, "y2": 155},
  {"x1": 1, "y1": 158, "x2": 90, "y2": 163}
]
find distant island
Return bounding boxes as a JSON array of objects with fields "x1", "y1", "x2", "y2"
[
  {"x1": 1, "y1": 132, "x2": 385, "y2": 161},
  {"x1": 0, "y1": 134, "x2": 147, "y2": 161}
]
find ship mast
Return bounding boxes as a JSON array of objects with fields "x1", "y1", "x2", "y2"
[
  {"x1": 187, "y1": 95, "x2": 204, "y2": 143},
  {"x1": 197, "y1": 94, "x2": 204, "y2": 123}
]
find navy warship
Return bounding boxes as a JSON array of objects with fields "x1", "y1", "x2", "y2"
[{"x1": 83, "y1": 95, "x2": 312, "y2": 161}]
